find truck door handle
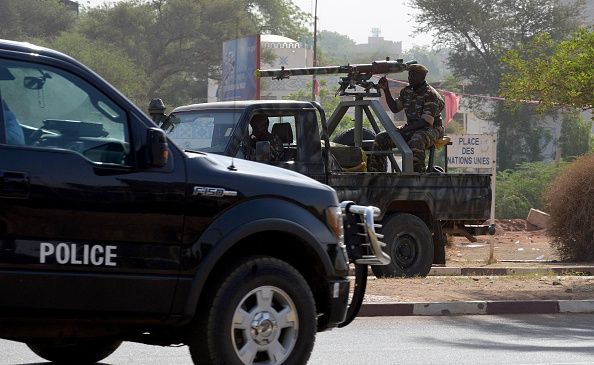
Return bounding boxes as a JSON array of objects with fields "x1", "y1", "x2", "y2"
[{"x1": 0, "y1": 171, "x2": 30, "y2": 198}]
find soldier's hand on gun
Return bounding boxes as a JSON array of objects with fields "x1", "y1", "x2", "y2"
[{"x1": 377, "y1": 76, "x2": 389, "y2": 91}]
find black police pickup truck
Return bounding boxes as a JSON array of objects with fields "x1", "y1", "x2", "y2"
[{"x1": 0, "y1": 40, "x2": 388, "y2": 364}]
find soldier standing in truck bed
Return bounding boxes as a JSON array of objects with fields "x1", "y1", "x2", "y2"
[{"x1": 368, "y1": 64, "x2": 445, "y2": 173}]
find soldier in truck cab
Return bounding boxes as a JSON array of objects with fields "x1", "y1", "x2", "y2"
[
  {"x1": 248, "y1": 114, "x2": 284, "y2": 161},
  {"x1": 368, "y1": 64, "x2": 445, "y2": 173}
]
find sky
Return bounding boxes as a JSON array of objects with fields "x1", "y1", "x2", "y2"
[
  {"x1": 83, "y1": 0, "x2": 435, "y2": 50},
  {"x1": 291, "y1": 0, "x2": 434, "y2": 50}
]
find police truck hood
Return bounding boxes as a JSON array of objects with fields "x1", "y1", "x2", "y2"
[{"x1": 184, "y1": 151, "x2": 339, "y2": 206}]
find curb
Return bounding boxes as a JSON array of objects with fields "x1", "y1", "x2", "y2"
[
  {"x1": 358, "y1": 299, "x2": 594, "y2": 317},
  {"x1": 428, "y1": 266, "x2": 594, "y2": 276}
]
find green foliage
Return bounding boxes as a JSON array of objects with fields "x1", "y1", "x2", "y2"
[
  {"x1": 495, "y1": 104, "x2": 554, "y2": 170},
  {"x1": 316, "y1": 31, "x2": 357, "y2": 65},
  {"x1": 558, "y1": 111, "x2": 592, "y2": 159},
  {"x1": 0, "y1": 0, "x2": 76, "y2": 41},
  {"x1": 501, "y1": 27, "x2": 594, "y2": 112},
  {"x1": 437, "y1": 74, "x2": 463, "y2": 93},
  {"x1": 445, "y1": 119, "x2": 464, "y2": 135},
  {"x1": 71, "y1": 0, "x2": 306, "y2": 107},
  {"x1": 401, "y1": 46, "x2": 450, "y2": 82},
  {"x1": 248, "y1": 0, "x2": 310, "y2": 42},
  {"x1": 495, "y1": 161, "x2": 564, "y2": 219},
  {"x1": 546, "y1": 153, "x2": 594, "y2": 261},
  {"x1": 284, "y1": 79, "x2": 356, "y2": 135},
  {"x1": 77, "y1": 0, "x2": 239, "y2": 105},
  {"x1": 0, "y1": 0, "x2": 309, "y2": 111},
  {"x1": 409, "y1": 0, "x2": 582, "y2": 95},
  {"x1": 409, "y1": 0, "x2": 583, "y2": 172},
  {"x1": 45, "y1": 32, "x2": 150, "y2": 106}
]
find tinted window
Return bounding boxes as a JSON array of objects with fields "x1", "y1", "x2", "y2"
[{"x1": 0, "y1": 59, "x2": 130, "y2": 165}]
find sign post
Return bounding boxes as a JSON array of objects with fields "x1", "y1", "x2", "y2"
[{"x1": 447, "y1": 134, "x2": 497, "y2": 224}]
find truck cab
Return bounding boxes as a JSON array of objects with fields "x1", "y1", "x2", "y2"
[{"x1": 166, "y1": 100, "x2": 328, "y2": 179}]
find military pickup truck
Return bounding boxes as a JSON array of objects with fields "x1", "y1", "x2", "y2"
[
  {"x1": 163, "y1": 97, "x2": 493, "y2": 278},
  {"x1": 0, "y1": 40, "x2": 388, "y2": 365}
]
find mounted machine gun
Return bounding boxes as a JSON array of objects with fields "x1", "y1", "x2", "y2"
[
  {"x1": 257, "y1": 57, "x2": 418, "y2": 172},
  {"x1": 256, "y1": 58, "x2": 417, "y2": 97}
]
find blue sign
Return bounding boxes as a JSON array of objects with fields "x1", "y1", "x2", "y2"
[{"x1": 221, "y1": 35, "x2": 260, "y2": 101}]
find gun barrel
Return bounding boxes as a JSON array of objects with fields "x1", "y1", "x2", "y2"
[
  {"x1": 256, "y1": 60, "x2": 416, "y2": 80},
  {"x1": 256, "y1": 65, "x2": 348, "y2": 79}
]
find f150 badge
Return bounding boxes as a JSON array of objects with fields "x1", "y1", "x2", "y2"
[
  {"x1": 193, "y1": 186, "x2": 238, "y2": 197},
  {"x1": 39, "y1": 242, "x2": 117, "y2": 267}
]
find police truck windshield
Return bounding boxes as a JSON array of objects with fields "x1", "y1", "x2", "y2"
[{"x1": 166, "y1": 111, "x2": 240, "y2": 153}]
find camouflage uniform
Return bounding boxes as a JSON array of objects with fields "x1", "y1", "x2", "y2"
[
  {"x1": 368, "y1": 81, "x2": 445, "y2": 172},
  {"x1": 249, "y1": 131, "x2": 285, "y2": 161}
]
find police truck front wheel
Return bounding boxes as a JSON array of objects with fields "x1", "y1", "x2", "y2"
[
  {"x1": 26, "y1": 339, "x2": 121, "y2": 364},
  {"x1": 189, "y1": 256, "x2": 317, "y2": 365},
  {"x1": 371, "y1": 213, "x2": 433, "y2": 278}
]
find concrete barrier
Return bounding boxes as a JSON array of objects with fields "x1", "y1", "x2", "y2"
[{"x1": 527, "y1": 208, "x2": 550, "y2": 229}]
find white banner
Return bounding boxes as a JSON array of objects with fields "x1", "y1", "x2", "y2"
[{"x1": 447, "y1": 134, "x2": 496, "y2": 168}]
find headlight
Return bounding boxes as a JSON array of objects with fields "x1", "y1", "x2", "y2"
[{"x1": 325, "y1": 206, "x2": 344, "y2": 247}]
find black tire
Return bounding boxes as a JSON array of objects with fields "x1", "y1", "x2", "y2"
[
  {"x1": 189, "y1": 256, "x2": 317, "y2": 365},
  {"x1": 332, "y1": 127, "x2": 376, "y2": 146},
  {"x1": 371, "y1": 213, "x2": 433, "y2": 278},
  {"x1": 26, "y1": 339, "x2": 121, "y2": 364}
]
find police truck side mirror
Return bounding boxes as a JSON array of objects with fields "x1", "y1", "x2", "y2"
[{"x1": 146, "y1": 128, "x2": 169, "y2": 168}]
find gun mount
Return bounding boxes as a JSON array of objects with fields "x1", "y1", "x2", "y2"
[
  {"x1": 257, "y1": 58, "x2": 418, "y2": 172},
  {"x1": 256, "y1": 58, "x2": 417, "y2": 97}
]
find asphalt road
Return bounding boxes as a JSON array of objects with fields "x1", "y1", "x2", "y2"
[{"x1": 3, "y1": 314, "x2": 594, "y2": 365}]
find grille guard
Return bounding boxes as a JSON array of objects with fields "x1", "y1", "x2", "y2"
[{"x1": 340, "y1": 201, "x2": 391, "y2": 265}]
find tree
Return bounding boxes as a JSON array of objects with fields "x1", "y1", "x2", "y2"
[
  {"x1": 495, "y1": 104, "x2": 553, "y2": 169},
  {"x1": 316, "y1": 31, "x2": 357, "y2": 65},
  {"x1": 409, "y1": 0, "x2": 582, "y2": 95},
  {"x1": 558, "y1": 111, "x2": 593, "y2": 159},
  {"x1": 284, "y1": 78, "x2": 369, "y2": 136},
  {"x1": 248, "y1": 0, "x2": 310, "y2": 42},
  {"x1": 500, "y1": 28, "x2": 594, "y2": 113},
  {"x1": 48, "y1": 32, "x2": 150, "y2": 107},
  {"x1": 0, "y1": 0, "x2": 76, "y2": 41},
  {"x1": 402, "y1": 45, "x2": 450, "y2": 82},
  {"x1": 409, "y1": 0, "x2": 583, "y2": 170},
  {"x1": 76, "y1": 0, "x2": 309, "y2": 107}
]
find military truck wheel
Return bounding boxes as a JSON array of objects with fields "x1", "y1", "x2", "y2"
[
  {"x1": 332, "y1": 127, "x2": 376, "y2": 146},
  {"x1": 371, "y1": 213, "x2": 433, "y2": 278},
  {"x1": 189, "y1": 256, "x2": 317, "y2": 365},
  {"x1": 26, "y1": 339, "x2": 121, "y2": 364}
]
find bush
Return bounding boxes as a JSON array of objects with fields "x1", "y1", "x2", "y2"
[
  {"x1": 495, "y1": 161, "x2": 564, "y2": 218},
  {"x1": 546, "y1": 153, "x2": 594, "y2": 261}
]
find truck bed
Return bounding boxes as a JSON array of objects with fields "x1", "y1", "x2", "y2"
[{"x1": 328, "y1": 172, "x2": 491, "y2": 221}]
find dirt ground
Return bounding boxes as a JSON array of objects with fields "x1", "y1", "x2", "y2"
[
  {"x1": 363, "y1": 219, "x2": 594, "y2": 303},
  {"x1": 446, "y1": 218, "x2": 557, "y2": 266}
]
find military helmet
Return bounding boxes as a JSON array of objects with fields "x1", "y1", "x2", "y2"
[{"x1": 408, "y1": 64, "x2": 429, "y2": 74}]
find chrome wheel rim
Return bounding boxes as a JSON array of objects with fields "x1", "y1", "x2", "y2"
[{"x1": 232, "y1": 285, "x2": 299, "y2": 365}]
